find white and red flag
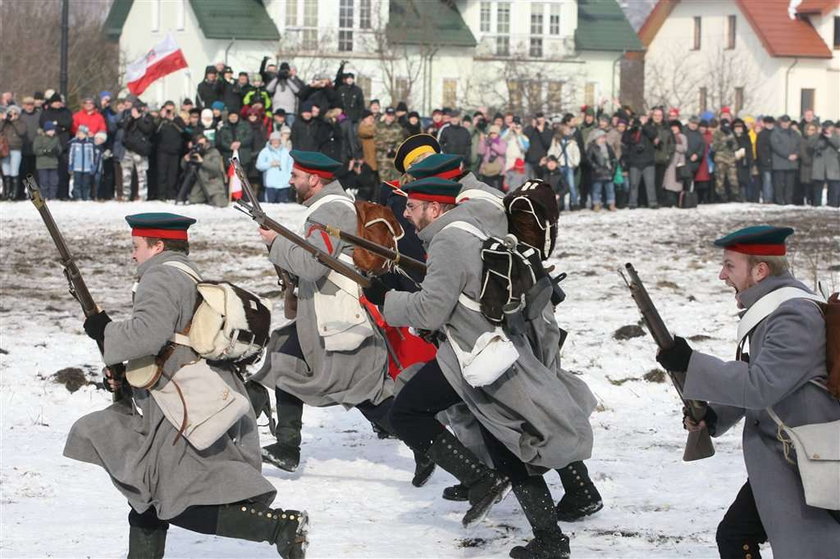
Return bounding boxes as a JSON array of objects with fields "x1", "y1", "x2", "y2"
[
  {"x1": 228, "y1": 151, "x2": 243, "y2": 200},
  {"x1": 125, "y1": 35, "x2": 188, "y2": 95}
]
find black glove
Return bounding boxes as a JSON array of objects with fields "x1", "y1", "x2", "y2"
[
  {"x1": 362, "y1": 277, "x2": 390, "y2": 306},
  {"x1": 656, "y1": 335, "x2": 692, "y2": 372},
  {"x1": 83, "y1": 310, "x2": 111, "y2": 342}
]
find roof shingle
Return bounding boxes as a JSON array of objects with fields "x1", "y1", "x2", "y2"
[
  {"x1": 576, "y1": 0, "x2": 645, "y2": 52},
  {"x1": 386, "y1": 0, "x2": 476, "y2": 47}
]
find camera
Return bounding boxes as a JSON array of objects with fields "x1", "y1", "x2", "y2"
[{"x1": 188, "y1": 144, "x2": 204, "y2": 162}]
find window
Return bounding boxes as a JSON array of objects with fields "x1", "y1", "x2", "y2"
[
  {"x1": 151, "y1": 0, "x2": 160, "y2": 32},
  {"x1": 530, "y1": 3, "x2": 544, "y2": 35},
  {"x1": 801, "y1": 88, "x2": 815, "y2": 113},
  {"x1": 549, "y1": 3, "x2": 561, "y2": 35},
  {"x1": 834, "y1": 16, "x2": 839, "y2": 48},
  {"x1": 507, "y1": 80, "x2": 523, "y2": 113},
  {"x1": 302, "y1": 0, "x2": 318, "y2": 49},
  {"x1": 530, "y1": 37, "x2": 543, "y2": 58},
  {"x1": 726, "y1": 15, "x2": 736, "y2": 49},
  {"x1": 734, "y1": 86, "x2": 744, "y2": 113},
  {"x1": 496, "y1": 2, "x2": 510, "y2": 56},
  {"x1": 547, "y1": 80, "x2": 563, "y2": 113},
  {"x1": 527, "y1": 80, "x2": 543, "y2": 113},
  {"x1": 480, "y1": 2, "x2": 491, "y2": 33},
  {"x1": 692, "y1": 16, "x2": 701, "y2": 50},
  {"x1": 359, "y1": 0, "x2": 371, "y2": 29},
  {"x1": 286, "y1": 0, "x2": 298, "y2": 27},
  {"x1": 357, "y1": 76, "x2": 372, "y2": 100},
  {"x1": 699, "y1": 86, "x2": 707, "y2": 112},
  {"x1": 176, "y1": 0, "x2": 185, "y2": 30},
  {"x1": 339, "y1": 0, "x2": 354, "y2": 51},
  {"x1": 584, "y1": 82, "x2": 596, "y2": 106},
  {"x1": 442, "y1": 79, "x2": 457, "y2": 108},
  {"x1": 496, "y1": 36, "x2": 510, "y2": 56}
]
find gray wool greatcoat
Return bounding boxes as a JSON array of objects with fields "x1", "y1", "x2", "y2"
[
  {"x1": 254, "y1": 180, "x2": 393, "y2": 408},
  {"x1": 64, "y1": 251, "x2": 276, "y2": 520},
  {"x1": 382, "y1": 174, "x2": 596, "y2": 470},
  {"x1": 684, "y1": 273, "x2": 840, "y2": 558}
]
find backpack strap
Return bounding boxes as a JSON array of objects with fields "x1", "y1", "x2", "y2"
[
  {"x1": 441, "y1": 221, "x2": 489, "y2": 313},
  {"x1": 161, "y1": 261, "x2": 203, "y2": 347},
  {"x1": 455, "y1": 189, "x2": 505, "y2": 210},
  {"x1": 304, "y1": 193, "x2": 357, "y2": 222},
  {"x1": 737, "y1": 287, "x2": 825, "y2": 347}
]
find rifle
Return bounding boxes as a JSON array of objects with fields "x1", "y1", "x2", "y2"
[
  {"x1": 231, "y1": 159, "x2": 372, "y2": 288},
  {"x1": 25, "y1": 175, "x2": 125, "y2": 402},
  {"x1": 308, "y1": 220, "x2": 428, "y2": 276},
  {"x1": 619, "y1": 262, "x2": 715, "y2": 462}
]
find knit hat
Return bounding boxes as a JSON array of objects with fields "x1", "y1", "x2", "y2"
[
  {"x1": 99, "y1": 91, "x2": 112, "y2": 99},
  {"x1": 211, "y1": 101, "x2": 225, "y2": 111},
  {"x1": 46, "y1": 92, "x2": 63, "y2": 104},
  {"x1": 301, "y1": 101, "x2": 314, "y2": 113},
  {"x1": 590, "y1": 129, "x2": 606, "y2": 141},
  {"x1": 396, "y1": 102, "x2": 408, "y2": 112},
  {"x1": 43, "y1": 121, "x2": 56, "y2": 131},
  {"x1": 269, "y1": 131, "x2": 282, "y2": 141}
]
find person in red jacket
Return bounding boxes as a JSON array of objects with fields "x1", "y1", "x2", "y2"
[{"x1": 71, "y1": 96, "x2": 107, "y2": 137}]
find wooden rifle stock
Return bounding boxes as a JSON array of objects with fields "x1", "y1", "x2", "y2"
[
  {"x1": 231, "y1": 160, "x2": 371, "y2": 288},
  {"x1": 619, "y1": 262, "x2": 715, "y2": 462},
  {"x1": 308, "y1": 220, "x2": 428, "y2": 275},
  {"x1": 25, "y1": 175, "x2": 125, "y2": 402}
]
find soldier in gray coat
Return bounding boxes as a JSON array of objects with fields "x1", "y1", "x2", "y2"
[
  {"x1": 657, "y1": 225, "x2": 840, "y2": 559},
  {"x1": 253, "y1": 150, "x2": 434, "y2": 486},
  {"x1": 365, "y1": 175, "x2": 597, "y2": 558},
  {"x1": 769, "y1": 116, "x2": 801, "y2": 205},
  {"x1": 65, "y1": 213, "x2": 307, "y2": 559}
]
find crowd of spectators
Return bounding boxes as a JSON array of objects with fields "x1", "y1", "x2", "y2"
[{"x1": 1, "y1": 59, "x2": 838, "y2": 209}]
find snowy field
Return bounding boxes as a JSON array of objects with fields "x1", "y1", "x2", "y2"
[{"x1": 1, "y1": 199, "x2": 838, "y2": 559}]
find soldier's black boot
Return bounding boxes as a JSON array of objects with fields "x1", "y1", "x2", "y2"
[
  {"x1": 509, "y1": 476, "x2": 570, "y2": 559},
  {"x1": 412, "y1": 449, "x2": 436, "y2": 487},
  {"x1": 426, "y1": 430, "x2": 511, "y2": 526},
  {"x1": 127, "y1": 526, "x2": 167, "y2": 559},
  {"x1": 216, "y1": 503, "x2": 309, "y2": 559},
  {"x1": 556, "y1": 461, "x2": 603, "y2": 521},
  {"x1": 442, "y1": 483, "x2": 469, "y2": 501},
  {"x1": 262, "y1": 389, "x2": 303, "y2": 472}
]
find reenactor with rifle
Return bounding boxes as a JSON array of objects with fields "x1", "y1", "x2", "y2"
[
  {"x1": 656, "y1": 226, "x2": 840, "y2": 558},
  {"x1": 54, "y1": 209, "x2": 307, "y2": 558},
  {"x1": 249, "y1": 150, "x2": 435, "y2": 486}
]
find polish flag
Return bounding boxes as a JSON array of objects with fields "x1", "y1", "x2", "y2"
[
  {"x1": 125, "y1": 35, "x2": 188, "y2": 95},
  {"x1": 228, "y1": 151, "x2": 243, "y2": 200}
]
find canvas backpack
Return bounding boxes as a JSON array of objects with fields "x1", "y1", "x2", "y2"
[{"x1": 164, "y1": 262, "x2": 271, "y2": 363}]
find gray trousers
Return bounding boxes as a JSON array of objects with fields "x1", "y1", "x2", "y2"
[{"x1": 629, "y1": 165, "x2": 657, "y2": 208}]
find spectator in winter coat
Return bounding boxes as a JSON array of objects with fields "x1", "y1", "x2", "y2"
[
  {"x1": 357, "y1": 110, "x2": 378, "y2": 174},
  {"x1": 195, "y1": 66, "x2": 224, "y2": 111},
  {"x1": 18, "y1": 97, "x2": 41, "y2": 193},
  {"x1": 0, "y1": 105, "x2": 26, "y2": 199},
  {"x1": 184, "y1": 134, "x2": 227, "y2": 207},
  {"x1": 39, "y1": 92, "x2": 73, "y2": 198},
  {"x1": 71, "y1": 96, "x2": 106, "y2": 136},
  {"x1": 438, "y1": 111, "x2": 472, "y2": 167},
  {"x1": 523, "y1": 113, "x2": 553, "y2": 177},
  {"x1": 502, "y1": 117, "x2": 529, "y2": 187},
  {"x1": 68, "y1": 125, "x2": 97, "y2": 200},
  {"x1": 319, "y1": 108, "x2": 345, "y2": 163},
  {"x1": 477, "y1": 125, "x2": 507, "y2": 190},
  {"x1": 33, "y1": 123, "x2": 61, "y2": 199},
  {"x1": 290, "y1": 102, "x2": 320, "y2": 152},
  {"x1": 216, "y1": 111, "x2": 254, "y2": 167},
  {"x1": 684, "y1": 116, "x2": 705, "y2": 187},
  {"x1": 537, "y1": 155, "x2": 569, "y2": 209},
  {"x1": 798, "y1": 122, "x2": 819, "y2": 205},
  {"x1": 119, "y1": 103, "x2": 155, "y2": 201},
  {"x1": 242, "y1": 85, "x2": 272, "y2": 117},
  {"x1": 93, "y1": 131, "x2": 112, "y2": 200},
  {"x1": 755, "y1": 117, "x2": 775, "y2": 203},
  {"x1": 586, "y1": 129, "x2": 617, "y2": 211},
  {"x1": 298, "y1": 75, "x2": 339, "y2": 116},
  {"x1": 196, "y1": 108, "x2": 218, "y2": 144},
  {"x1": 732, "y1": 119, "x2": 755, "y2": 202},
  {"x1": 375, "y1": 108, "x2": 405, "y2": 183},
  {"x1": 548, "y1": 123, "x2": 581, "y2": 209},
  {"x1": 267, "y1": 62, "x2": 303, "y2": 125},
  {"x1": 650, "y1": 107, "x2": 675, "y2": 204},
  {"x1": 336, "y1": 71, "x2": 365, "y2": 124},
  {"x1": 155, "y1": 105, "x2": 187, "y2": 200},
  {"x1": 402, "y1": 111, "x2": 423, "y2": 137},
  {"x1": 769, "y1": 115, "x2": 801, "y2": 205},
  {"x1": 220, "y1": 66, "x2": 243, "y2": 115},
  {"x1": 256, "y1": 129, "x2": 293, "y2": 203},
  {"x1": 807, "y1": 121, "x2": 840, "y2": 207},
  {"x1": 662, "y1": 121, "x2": 687, "y2": 207},
  {"x1": 622, "y1": 117, "x2": 658, "y2": 209}
]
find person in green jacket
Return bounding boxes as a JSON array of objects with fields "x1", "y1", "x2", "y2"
[{"x1": 33, "y1": 122, "x2": 62, "y2": 199}]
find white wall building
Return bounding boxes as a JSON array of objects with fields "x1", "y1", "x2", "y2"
[
  {"x1": 104, "y1": 0, "x2": 642, "y2": 115},
  {"x1": 639, "y1": 0, "x2": 840, "y2": 118}
]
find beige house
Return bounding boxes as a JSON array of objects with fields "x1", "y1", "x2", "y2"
[
  {"x1": 638, "y1": 0, "x2": 839, "y2": 118},
  {"x1": 104, "y1": 0, "x2": 643, "y2": 115}
]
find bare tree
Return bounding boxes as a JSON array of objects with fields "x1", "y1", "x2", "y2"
[{"x1": 0, "y1": 0, "x2": 120, "y2": 108}]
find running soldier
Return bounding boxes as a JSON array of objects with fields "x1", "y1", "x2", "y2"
[
  {"x1": 657, "y1": 225, "x2": 840, "y2": 558},
  {"x1": 64, "y1": 213, "x2": 307, "y2": 558}
]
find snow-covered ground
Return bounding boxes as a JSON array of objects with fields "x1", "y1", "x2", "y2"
[{"x1": 1, "y1": 199, "x2": 837, "y2": 558}]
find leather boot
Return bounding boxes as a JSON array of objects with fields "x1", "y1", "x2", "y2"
[
  {"x1": 263, "y1": 390, "x2": 304, "y2": 472},
  {"x1": 442, "y1": 483, "x2": 469, "y2": 501},
  {"x1": 509, "y1": 476, "x2": 570, "y2": 559},
  {"x1": 608, "y1": 202, "x2": 616, "y2": 211},
  {"x1": 127, "y1": 525, "x2": 167, "y2": 559},
  {"x1": 592, "y1": 203, "x2": 602, "y2": 212},
  {"x1": 426, "y1": 429, "x2": 511, "y2": 526},
  {"x1": 412, "y1": 449, "x2": 436, "y2": 487},
  {"x1": 556, "y1": 461, "x2": 603, "y2": 521},
  {"x1": 215, "y1": 502, "x2": 308, "y2": 559},
  {"x1": 1, "y1": 175, "x2": 9, "y2": 200}
]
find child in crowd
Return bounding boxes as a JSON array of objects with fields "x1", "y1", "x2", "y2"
[
  {"x1": 255, "y1": 127, "x2": 293, "y2": 203},
  {"x1": 93, "y1": 131, "x2": 111, "y2": 200},
  {"x1": 538, "y1": 155, "x2": 569, "y2": 210},
  {"x1": 68, "y1": 125, "x2": 96, "y2": 200}
]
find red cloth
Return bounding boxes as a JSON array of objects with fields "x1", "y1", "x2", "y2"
[
  {"x1": 71, "y1": 109, "x2": 107, "y2": 136},
  {"x1": 361, "y1": 297, "x2": 437, "y2": 379},
  {"x1": 694, "y1": 131, "x2": 713, "y2": 182}
]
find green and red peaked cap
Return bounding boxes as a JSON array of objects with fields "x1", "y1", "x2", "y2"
[
  {"x1": 401, "y1": 176, "x2": 461, "y2": 204},
  {"x1": 290, "y1": 150, "x2": 342, "y2": 180},
  {"x1": 126, "y1": 212, "x2": 196, "y2": 241},
  {"x1": 713, "y1": 225, "x2": 794, "y2": 256},
  {"x1": 406, "y1": 153, "x2": 463, "y2": 180}
]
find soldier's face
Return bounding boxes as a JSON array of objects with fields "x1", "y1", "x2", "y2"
[
  {"x1": 289, "y1": 169, "x2": 319, "y2": 203},
  {"x1": 132, "y1": 237, "x2": 164, "y2": 265},
  {"x1": 404, "y1": 200, "x2": 432, "y2": 231},
  {"x1": 719, "y1": 250, "x2": 766, "y2": 297}
]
